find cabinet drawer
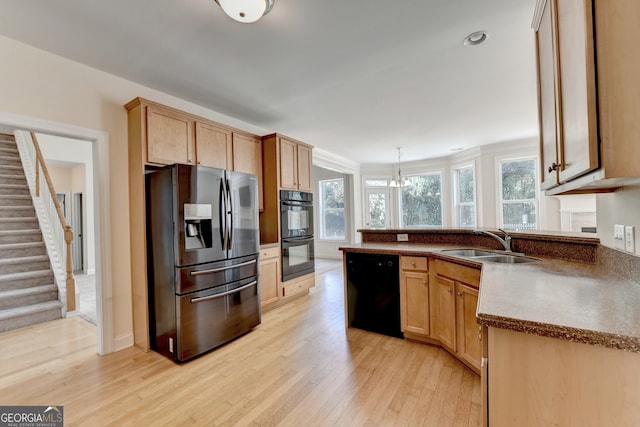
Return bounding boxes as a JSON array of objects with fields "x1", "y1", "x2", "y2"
[
  {"x1": 401, "y1": 256, "x2": 428, "y2": 271},
  {"x1": 282, "y1": 276, "x2": 314, "y2": 298},
  {"x1": 260, "y1": 246, "x2": 280, "y2": 260},
  {"x1": 434, "y1": 259, "x2": 480, "y2": 287}
]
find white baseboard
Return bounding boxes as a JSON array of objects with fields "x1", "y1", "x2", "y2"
[{"x1": 114, "y1": 332, "x2": 134, "y2": 352}]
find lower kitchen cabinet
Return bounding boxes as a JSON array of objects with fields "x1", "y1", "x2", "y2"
[
  {"x1": 432, "y1": 259, "x2": 482, "y2": 373},
  {"x1": 400, "y1": 256, "x2": 430, "y2": 339},
  {"x1": 282, "y1": 274, "x2": 315, "y2": 299},
  {"x1": 433, "y1": 274, "x2": 457, "y2": 350},
  {"x1": 488, "y1": 327, "x2": 640, "y2": 426},
  {"x1": 456, "y1": 283, "x2": 481, "y2": 371},
  {"x1": 259, "y1": 245, "x2": 280, "y2": 309},
  {"x1": 259, "y1": 244, "x2": 315, "y2": 311}
]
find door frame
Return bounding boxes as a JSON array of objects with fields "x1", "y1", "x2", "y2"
[
  {"x1": 364, "y1": 187, "x2": 391, "y2": 229},
  {"x1": 0, "y1": 111, "x2": 114, "y2": 355}
]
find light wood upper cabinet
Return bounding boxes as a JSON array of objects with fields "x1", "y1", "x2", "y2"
[
  {"x1": 534, "y1": 0, "x2": 598, "y2": 190},
  {"x1": 146, "y1": 105, "x2": 194, "y2": 165},
  {"x1": 533, "y1": 0, "x2": 640, "y2": 194},
  {"x1": 194, "y1": 121, "x2": 232, "y2": 169},
  {"x1": 400, "y1": 256, "x2": 430, "y2": 338},
  {"x1": 232, "y1": 133, "x2": 264, "y2": 211},
  {"x1": 296, "y1": 144, "x2": 312, "y2": 192},
  {"x1": 279, "y1": 136, "x2": 313, "y2": 192},
  {"x1": 260, "y1": 133, "x2": 314, "y2": 244}
]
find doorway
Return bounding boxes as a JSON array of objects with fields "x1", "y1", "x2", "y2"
[{"x1": 0, "y1": 112, "x2": 113, "y2": 355}]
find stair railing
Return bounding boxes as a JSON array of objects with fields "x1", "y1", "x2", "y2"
[{"x1": 17, "y1": 131, "x2": 75, "y2": 312}]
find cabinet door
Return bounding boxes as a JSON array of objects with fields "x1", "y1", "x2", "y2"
[
  {"x1": 535, "y1": 0, "x2": 561, "y2": 190},
  {"x1": 259, "y1": 256, "x2": 279, "y2": 307},
  {"x1": 296, "y1": 144, "x2": 312, "y2": 192},
  {"x1": 555, "y1": 0, "x2": 598, "y2": 183},
  {"x1": 232, "y1": 133, "x2": 264, "y2": 211},
  {"x1": 279, "y1": 137, "x2": 298, "y2": 190},
  {"x1": 400, "y1": 271, "x2": 430, "y2": 336},
  {"x1": 146, "y1": 106, "x2": 194, "y2": 165},
  {"x1": 194, "y1": 121, "x2": 232, "y2": 169},
  {"x1": 433, "y1": 275, "x2": 456, "y2": 351},
  {"x1": 456, "y1": 283, "x2": 481, "y2": 371}
]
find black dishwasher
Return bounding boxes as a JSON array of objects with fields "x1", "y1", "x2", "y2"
[{"x1": 346, "y1": 252, "x2": 402, "y2": 338}]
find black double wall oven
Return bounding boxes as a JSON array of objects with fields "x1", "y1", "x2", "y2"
[{"x1": 280, "y1": 190, "x2": 315, "y2": 281}]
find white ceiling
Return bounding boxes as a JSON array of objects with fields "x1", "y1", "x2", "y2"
[{"x1": 0, "y1": 0, "x2": 539, "y2": 165}]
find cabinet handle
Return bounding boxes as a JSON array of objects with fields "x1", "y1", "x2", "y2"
[
  {"x1": 411, "y1": 261, "x2": 416, "y2": 266},
  {"x1": 188, "y1": 159, "x2": 193, "y2": 163},
  {"x1": 548, "y1": 162, "x2": 559, "y2": 173},
  {"x1": 478, "y1": 334, "x2": 483, "y2": 342},
  {"x1": 447, "y1": 288, "x2": 453, "y2": 293},
  {"x1": 422, "y1": 279, "x2": 426, "y2": 285},
  {"x1": 456, "y1": 291, "x2": 462, "y2": 296}
]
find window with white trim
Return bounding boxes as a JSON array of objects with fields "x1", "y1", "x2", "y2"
[
  {"x1": 499, "y1": 158, "x2": 538, "y2": 230},
  {"x1": 319, "y1": 178, "x2": 345, "y2": 240},
  {"x1": 400, "y1": 173, "x2": 443, "y2": 228},
  {"x1": 454, "y1": 165, "x2": 476, "y2": 227}
]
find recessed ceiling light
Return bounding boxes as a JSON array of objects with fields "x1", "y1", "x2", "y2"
[{"x1": 463, "y1": 31, "x2": 489, "y2": 47}]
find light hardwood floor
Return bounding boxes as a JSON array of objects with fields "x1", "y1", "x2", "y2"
[{"x1": 0, "y1": 259, "x2": 480, "y2": 426}]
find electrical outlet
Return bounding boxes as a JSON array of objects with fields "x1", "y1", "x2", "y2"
[
  {"x1": 625, "y1": 226, "x2": 635, "y2": 253},
  {"x1": 397, "y1": 233, "x2": 409, "y2": 242},
  {"x1": 614, "y1": 224, "x2": 625, "y2": 250}
]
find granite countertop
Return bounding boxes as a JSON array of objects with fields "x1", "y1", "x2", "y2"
[{"x1": 339, "y1": 242, "x2": 640, "y2": 353}]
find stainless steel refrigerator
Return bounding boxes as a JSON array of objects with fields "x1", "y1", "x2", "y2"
[{"x1": 146, "y1": 164, "x2": 260, "y2": 362}]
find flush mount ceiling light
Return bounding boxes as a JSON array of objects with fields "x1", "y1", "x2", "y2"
[
  {"x1": 389, "y1": 147, "x2": 411, "y2": 188},
  {"x1": 463, "y1": 31, "x2": 489, "y2": 47},
  {"x1": 215, "y1": 0, "x2": 274, "y2": 23}
]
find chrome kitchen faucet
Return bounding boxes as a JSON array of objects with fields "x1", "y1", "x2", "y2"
[{"x1": 475, "y1": 229, "x2": 515, "y2": 253}]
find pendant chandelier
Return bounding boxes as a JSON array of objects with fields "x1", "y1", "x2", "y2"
[{"x1": 389, "y1": 147, "x2": 411, "y2": 187}]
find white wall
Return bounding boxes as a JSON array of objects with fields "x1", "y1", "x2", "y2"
[{"x1": 597, "y1": 185, "x2": 640, "y2": 255}]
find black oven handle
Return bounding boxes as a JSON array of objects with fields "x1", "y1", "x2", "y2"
[
  {"x1": 190, "y1": 280, "x2": 257, "y2": 303},
  {"x1": 190, "y1": 259, "x2": 257, "y2": 276}
]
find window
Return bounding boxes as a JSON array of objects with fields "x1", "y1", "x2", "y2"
[
  {"x1": 319, "y1": 178, "x2": 345, "y2": 240},
  {"x1": 364, "y1": 178, "x2": 390, "y2": 229},
  {"x1": 499, "y1": 158, "x2": 538, "y2": 230},
  {"x1": 400, "y1": 173, "x2": 443, "y2": 228},
  {"x1": 454, "y1": 165, "x2": 475, "y2": 227}
]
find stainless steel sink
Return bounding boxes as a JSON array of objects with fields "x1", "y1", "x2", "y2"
[
  {"x1": 441, "y1": 249, "x2": 496, "y2": 257},
  {"x1": 441, "y1": 248, "x2": 539, "y2": 264},
  {"x1": 475, "y1": 254, "x2": 539, "y2": 264}
]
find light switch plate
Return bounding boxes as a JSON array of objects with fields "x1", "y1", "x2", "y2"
[
  {"x1": 625, "y1": 226, "x2": 635, "y2": 253},
  {"x1": 397, "y1": 233, "x2": 409, "y2": 242},
  {"x1": 614, "y1": 224, "x2": 625, "y2": 250}
]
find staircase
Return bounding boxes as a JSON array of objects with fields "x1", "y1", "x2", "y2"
[{"x1": 0, "y1": 133, "x2": 62, "y2": 333}]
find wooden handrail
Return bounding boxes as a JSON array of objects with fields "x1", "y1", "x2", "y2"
[{"x1": 30, "y1": 132, "x2": 76, "y2": 312}]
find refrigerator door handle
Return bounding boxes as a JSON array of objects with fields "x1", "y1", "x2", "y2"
[
  {"x1": 190, "y1": 259, "x2": 257, "y2": 276},
  {"x1": 226, "y1": 178, "x2": 233, "y2": 251},
  {"x1": 190, "y1": 281, "x2": 257, "y2": 303},
  {"x1": 220, "y1": 178, "x2": 228, "y2": 250}
]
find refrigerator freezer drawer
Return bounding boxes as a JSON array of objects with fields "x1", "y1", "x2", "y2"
[{"x1": 175, "y1": 277, "x2": 260, "y2": 361}]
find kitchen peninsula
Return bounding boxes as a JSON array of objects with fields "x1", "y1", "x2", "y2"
[{"x1": 340, "y1": 228, "x2": 640, "y2": 426}]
